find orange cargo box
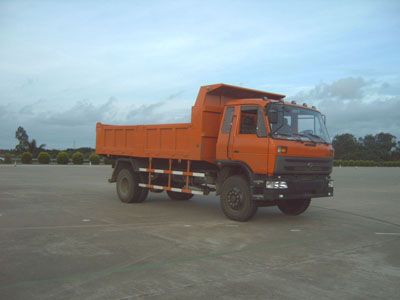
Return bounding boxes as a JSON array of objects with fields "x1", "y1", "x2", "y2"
[
  {"x1": 96, "y1": 122, "x2": 196, "y2": 159},
  {"x1": 96, "y1": 84, "x2": 284, "y2": 162}
]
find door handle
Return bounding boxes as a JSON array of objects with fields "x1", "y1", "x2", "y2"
[{"x1": 233, "y1": 150, "x2": 240, "y2": 153}]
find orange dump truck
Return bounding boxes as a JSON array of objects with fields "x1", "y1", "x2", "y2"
[{"x1": 96, "y1": 83, "x2": 333, "y2": 221}]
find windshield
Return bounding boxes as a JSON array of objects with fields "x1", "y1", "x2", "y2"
[{"x1": 267, "y1": 103, "x2": 331, "y2": 143}]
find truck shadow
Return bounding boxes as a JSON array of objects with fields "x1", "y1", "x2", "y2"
[{"x1": 143, "y1": 192, "x2": 317, "y2": 225}]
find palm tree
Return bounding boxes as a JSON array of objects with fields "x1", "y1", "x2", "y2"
[
  {"x1": 27, "y1": 139, "x2": 46, "y2": 157},
  {"x1": 15, "y1": 126, "x2": 46, "y2": 156}
]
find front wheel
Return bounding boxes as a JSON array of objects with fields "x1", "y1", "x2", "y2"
[
  {"x1": 220, "y1": 175, "x2": 257, "y2": 222},
  {"x1": 277, "y1": 198, "x2": 311, "y2": 215}
]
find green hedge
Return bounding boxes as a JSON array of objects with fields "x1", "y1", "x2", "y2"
[
  {"x1": 38, "y1": 152, "x2": 50, "y2": 164},
  {"x1": 57, "y1": 152, "x2": 69, "y2": 165},
  {"x1": 382, "y1": 161, "x2": 400, "y2": 167},
  {"x1": 72, "y1": 152, "x2": 84, "y2": 165},
  {"x1": 21, "y1": 152, "x2": 32, "y2": 164},
  {"x1": 334, "y1": 160, "x2": 400, "y2": 167}
]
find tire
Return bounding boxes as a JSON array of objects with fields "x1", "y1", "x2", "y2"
[
  {"x1": 167, "y1": 190, "x2": 193, "y2": 201},
  {"x1": 116, "y1": 168, "x2": 147, "y2": 203},
  {"x1": 277, "y1": 198, "x2": 311, "y2": 215},
  {"x1": 220, "y1": 175, "x2": 257, "y2": 222},
  {"x1": 137, "y1": 188, "x2": 149, "y2": 202}
]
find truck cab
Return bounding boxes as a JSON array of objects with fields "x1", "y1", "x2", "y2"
[{"x1": 215, "y1": 98, "x2": 333, "y2": 218}]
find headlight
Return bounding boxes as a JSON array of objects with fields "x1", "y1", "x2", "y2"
[
  {"x1": 266, "y1": 181, "x2": 288, "y2": 189},
  {"x1": 328, "y1": 180, "x2": 334, "y2": 188},
  {"x1": 277, "y1": 146, "x2": 288, "y2": 154}
]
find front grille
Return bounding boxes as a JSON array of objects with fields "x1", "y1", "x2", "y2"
[{"x1": 275, "y1": 156, "x2": 333, "y2": 175}]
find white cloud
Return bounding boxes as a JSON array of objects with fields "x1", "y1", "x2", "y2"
[
  {"x1": 295, "y1": 77, "x2": 368, "y2": 100},
  {"x1": 291, "y1": 77, "x2": 400, "y2": 139}
]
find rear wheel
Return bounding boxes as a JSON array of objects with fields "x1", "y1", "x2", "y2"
[
  {"x1": 277, "y1": 198, "x2": 311, "y2": 215},
  {"x1": 220, "y1": 175, "x2": 257, "y2": 222},
  {"x1": 167, "y1": 191, "x2": 193, "y2": 201},
  {"x1": 116, "y1": 168, "x2": 147, "y2": 203}
]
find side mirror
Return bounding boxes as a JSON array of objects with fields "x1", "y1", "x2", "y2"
[{"x1": 268, "y1": 109, "x2": 279, "y2": 124}]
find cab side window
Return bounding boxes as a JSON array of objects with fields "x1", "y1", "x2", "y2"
[
  {"x1": 239, "y1": 106, "x2": 257, "y2": 134},
  {"x1": 221, "y1": 107, "x2": 234, "y2": 133}
]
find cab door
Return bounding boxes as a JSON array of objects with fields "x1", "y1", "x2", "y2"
[
  {"x1": 229, "y1": 105, "x2": 268, "y2": 174},
  {"x1": 216, "y1": 106, "x2": 235, "y2": 160}
]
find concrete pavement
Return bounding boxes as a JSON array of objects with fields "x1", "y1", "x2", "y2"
[{"x1": 0, "y1": 165, "x2": 399, "y2": 299}]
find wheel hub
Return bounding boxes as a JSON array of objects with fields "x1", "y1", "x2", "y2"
[
  {"x1": 120, "y1": 177, "x2": 129, "y2": 194},
  {"x1": 226, "y1": 188, "x2": 243, "y2": 210}
]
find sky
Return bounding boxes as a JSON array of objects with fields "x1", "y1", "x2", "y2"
[{"x1": 0, "y1": 0, "x2": 400, "y2": 149}]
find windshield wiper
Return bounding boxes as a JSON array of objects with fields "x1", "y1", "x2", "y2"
[
  {"x1": 296, "y1": 133, "x2": 328, "y2": 144},
  {"x1": 307, "y1": 133, "x2": 329, "y2": 144},
  {"x1": 274, "y1": 132, "x2": 305, "y2": 143}
]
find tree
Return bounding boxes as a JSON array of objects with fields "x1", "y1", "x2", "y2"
[
  {"x1": 72, "y1": 152, "x2": 84, "y2": 165},
  {"x1": 27, "y1": 139, "x2": 46, "y2": 157},
  {"x1": 332, "y1": 134, "x2": 360, "y2": 160},
  {"x1": 15, "y1": 126, "x2": 29, "y2": 153},
  {"x1": 375, "y1": 132, "x2": 396, "y2": 160},
  {"x1": 359, "y1": 134, "x2": 379, "y2": 161},
  {"x1": 15, "y1": 127, "x2": 45, "y2": 156},
  {"x1": 392, "y1": 141, "x2": 400, "y2": 160},
  {"x1": 38, "y1": 152, "x2": 50, "y2": 164},
  {"x1": 359, "y1": 132, "x2": 397, "y2": 161},
  {"x1": 57, "y1": 152, "x2": 69, "y2": 165},
  {"x1": 21, "y1": 152, "x2": 32, "y2": 164}
]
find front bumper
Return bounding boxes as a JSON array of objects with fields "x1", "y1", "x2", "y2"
[{"x1": 252, "y1": 175, "x2": 333, "y2": 201}]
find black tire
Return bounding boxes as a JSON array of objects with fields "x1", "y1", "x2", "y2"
[
  {"x1": 116, "y1": 168, "x2": 147, "y2": 203},
  {"x1": 167, "y1": 190, "x2": 193, "y2": 201},
  {"x1": 137, "y1": 188, "x2": 149, "y2": 202},
  {"x1": 277, "y1": 198, "x2": 311, "y2": 215},
  {"x1": 220, "y1": 175, "x2": 257, "y2": 222}
]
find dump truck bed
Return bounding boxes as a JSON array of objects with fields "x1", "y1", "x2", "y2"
[
  {"x1": 96, "y1": 122, "x2": 198, "y2": 160},
  {"x1": 96, "y1": 84, "x2": 285, "y2": 162}
]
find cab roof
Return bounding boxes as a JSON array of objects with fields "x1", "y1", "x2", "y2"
[
  {"x1": 202, "y1": 83, "x2": 285, "y2": 100},
  {"x1": 225, "y1": 98, "x2": 267, "y2": 106}
]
